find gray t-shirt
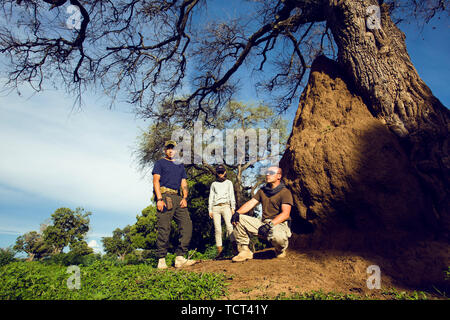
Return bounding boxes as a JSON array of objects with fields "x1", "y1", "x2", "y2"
[{"x1": 208, "y1": 179, "x2": 236, "y2": 212}]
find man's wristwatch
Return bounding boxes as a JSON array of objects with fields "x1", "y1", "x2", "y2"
[{"x1": 157, "y1": 198, "x2": 163, "y2": 202}]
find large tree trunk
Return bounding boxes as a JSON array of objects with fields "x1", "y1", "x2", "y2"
[{"x1": 326, "y1": 0, "x2": 450, "y2": 234}]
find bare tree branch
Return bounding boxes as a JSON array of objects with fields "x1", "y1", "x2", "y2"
[{"x1": 0, "y1": 0, "x2": 447, "y2": 117}]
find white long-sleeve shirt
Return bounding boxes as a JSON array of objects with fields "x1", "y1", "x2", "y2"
[{"x1": 208, "y1": 179, "x2": 236, "y2": 212}]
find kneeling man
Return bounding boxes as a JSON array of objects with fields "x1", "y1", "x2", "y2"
[{"x1": 231, "y1": 166, "x2": 293, "y2": 262}]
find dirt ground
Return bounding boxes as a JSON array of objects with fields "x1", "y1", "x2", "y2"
[{"x1": 184, "y1": 248, "x2": 448, "y2": 300}]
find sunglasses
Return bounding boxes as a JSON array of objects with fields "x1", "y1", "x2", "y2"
[{"x1": 266, "y1": 170, "x2": 279, "y2": 175}]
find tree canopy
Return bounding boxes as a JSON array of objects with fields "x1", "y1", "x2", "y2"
[
  {"x1": 42, "y1": 207, "x2": 91, "y2": 254},
  {"x1": 14, "y1": 231, "x2": 51, "y2": 261},
  {"x1": 13, "y1": 207, "x2": 92, "y2": 261},
  {"x1": 102, "y1": 226, "x2": 134, "y2": 260},
  {"x1": 1, "y1": 1, "x2": 447, "y2": 118},
  {"x1": 135, "y1": 100, "x2": 288, "y2": 208}
]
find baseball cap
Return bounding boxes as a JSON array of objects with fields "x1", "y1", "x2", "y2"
[
  {"x1": 216, "y1": 164, "x2": 226, "y2": 173},
  {"x1": 164, "y1": 140, "x2": 177, "y2": 148}
]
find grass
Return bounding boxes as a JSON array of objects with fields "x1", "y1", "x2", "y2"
[
  {"x1": 0, "y1": 260, "x2": 229, "y2": 300},
  {"x1": 2, "y1": 251, "x2": 448, "y2": 301},
  {"x1": 256, "y1": 288, "x2": 441, "y2": 300}
]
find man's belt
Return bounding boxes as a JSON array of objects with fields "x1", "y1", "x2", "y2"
[{"x1": 160, "y1": 186, "x2": 179, "y2": 194}]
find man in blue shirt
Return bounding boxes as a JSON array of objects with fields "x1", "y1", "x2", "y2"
[{"x1": 152, "y1": 140, "x2": 196, "y2": 269}]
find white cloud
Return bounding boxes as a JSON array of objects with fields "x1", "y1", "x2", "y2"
[
  {"x1": 0, "y1": 228, "x2": 23, "y2": 236},
  {"x1": 87, "y1": 239, "x2": 102, "y2": 253},
  {"x1": 0, "y1": 88, "x2": 152, "y2": 217}
]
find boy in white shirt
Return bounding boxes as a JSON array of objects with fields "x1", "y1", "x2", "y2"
[{"x1": 208, "y1": 164, "x2": 236, "y2": 258}]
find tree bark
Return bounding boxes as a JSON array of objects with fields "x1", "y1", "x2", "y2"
[
  {"x1": 326, "y1": 0, "x2": 450, "y2": 234},
  {"x1": 235, "y1": 165, "x2": 244, "y2": 208}
]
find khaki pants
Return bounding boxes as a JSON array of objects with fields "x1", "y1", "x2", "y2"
[
  {"x1": 212, "y1": 204, "x2": 234, "y2": 247},
  {"x1": 233, "y1": 215, "x2": 292, "y2": 252}
]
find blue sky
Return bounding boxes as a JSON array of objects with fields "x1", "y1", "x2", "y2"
[
  {"x1": 0, "y1": 89, "x2": 151, "y2": 253},
  {"x1": 0, "y1": 4, "x2": 448, "y2": 254}
]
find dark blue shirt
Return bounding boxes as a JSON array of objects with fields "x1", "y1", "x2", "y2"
[{"x1": 152, "y1": 158, "x2": 187, "y2": 190}]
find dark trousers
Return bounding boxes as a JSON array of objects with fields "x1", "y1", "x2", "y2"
[{"x1": 156, "y1": 193, "x2": 192, "y2": 258}]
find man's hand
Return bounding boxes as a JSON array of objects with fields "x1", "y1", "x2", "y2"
[
  {"x1": 258, "y1": 222, "x2": 273, "y2": 239},
  {"x1": 157, "y1": 199, "x2": 166, "y2": 212},
  {"x1": 209, "y1": 212, "x2": 213, "y2": 219},
  {"x1": 180, "y1": 198, "x2": 188, "y2": 208},
  {"x1": 231, "y1": 211, "x2": 240, "y2": 225}
]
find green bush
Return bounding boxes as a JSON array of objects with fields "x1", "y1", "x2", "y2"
[
  {"x1": 380, "y1": 288, "x2": 429, "y2": 300},
  {"x1": 42, "y1": 252, "x2": 102, "y2": 267},
  {"x1": 0, "y1": 247, "x2": 16, "y2": 267},
  {"x1": 135, "y1": 249, "x2": 216, "y2": 268},
  {"x1": 0, "y1": 261, "x2": 228, "y2": 300}
]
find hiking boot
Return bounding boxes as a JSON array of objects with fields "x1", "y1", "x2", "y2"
[
  {"x1": 174, "y1": 255, "x2": 197, "y2": 268},
  {"x1": 215, "y1": 246, "x2": 223, "y2": 259},
  {"x1": 275, "y1": 249, "x2": 287, "y2": 258},
  {"x1": 157, "y1": 258, "x2": 168, "y2": 269},
  {"x1": 232, "y1": 245, "x2": 253, "y2": 262}
]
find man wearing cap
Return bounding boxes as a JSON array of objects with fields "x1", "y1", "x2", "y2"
[
  {"x1": 230, "y1": 166, "x2": 293, "y2": 262},
  {"x1": 152, "y1": 140, "x2": 196, "y2": 269}
]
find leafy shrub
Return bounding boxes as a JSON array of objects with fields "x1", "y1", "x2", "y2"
[
  {"x1": 192, "y1": 245, "x2": 219, "y2": 260},
  {"x1": 0, "y1": 247, "x2": 16, "y2": 267},
  {"x1": 0, "y1": 261, "x2": 228, "y2": 300},
  {"x1": 380, "y1": 288, "x2": 429, "y2": 300},
  {"x1": 134, "y1": 249, "x2": 213, "y2": 268},
  {"x1": 42, "y1": 253, "x2": 102, "y2": 267}
]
